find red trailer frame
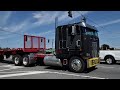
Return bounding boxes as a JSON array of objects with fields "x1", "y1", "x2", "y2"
[{"x1": 0, "y1": 35, "x2": 46, "y2": 55}]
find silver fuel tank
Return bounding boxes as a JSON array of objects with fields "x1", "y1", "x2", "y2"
[{"x1": 43, "y1": 55, "x2": 62, "y2": 67}]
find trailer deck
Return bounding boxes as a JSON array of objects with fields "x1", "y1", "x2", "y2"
[{"x1": 0, "y1": 35, "x2": 46, "y2": 55}]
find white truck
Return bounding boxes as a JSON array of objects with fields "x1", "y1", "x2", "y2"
[{"x1": 100, "y1": 50, "x2": 120, "y2": 64}]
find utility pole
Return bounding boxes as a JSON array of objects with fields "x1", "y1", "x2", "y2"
[
  {"x1": 52, "y1": 39, "x2": 54, "y2": 49},
  {"x1": 54, "y1": 17, "x2": 58, "y2": 54}
]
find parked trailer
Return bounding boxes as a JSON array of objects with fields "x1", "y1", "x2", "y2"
[{"x1": 0, "y1": 35, "x2": 46, "y2": 66}]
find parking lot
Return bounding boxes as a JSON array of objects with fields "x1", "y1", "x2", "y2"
[{"x1": 0, "y1": 59, "x2": 120, "y2": 79}]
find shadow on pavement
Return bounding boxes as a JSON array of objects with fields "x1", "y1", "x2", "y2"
[
  {"x1": 100, "y1": 61, "x2": 120, "y2": 65},
  {"x1": 100, "y1": 62, "x2": 106, "y2": 64},
  {"x1": 84, "y1": 67, "x2": 98, "y2": 73},
  {"x1": 44, "y1": 66, "x2": 98, "y2": 73},
  {"x1": 0, "y1": 60, "x2": 14, "y2": 64},
  {"x1": 45, "y1": 66, "x2": 65, "y2": 71}
]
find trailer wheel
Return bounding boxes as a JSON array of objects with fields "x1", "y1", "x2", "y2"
[
  {"x1": 105, "y1": 56, "x2": 115, "y2": 64},
  {"x1": 13, "y1": 55, "x2": 22, "y2": 66},
  {"x1": 69, "y1": 56, "x2": 86, "y2": 73},
  {"x1": 0, "y1": 55, "x2": 4, "y2": 62},
  {"x1": 22, "y1": 55, "x2": 30, "y2": 67}
]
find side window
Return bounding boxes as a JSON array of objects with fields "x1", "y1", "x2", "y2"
[
  {"x1": 58, "y1": 26, "x2": 62, "y2": 40},
  {"x1": 68, "y1": 26, "x2": 72, "y2": 35},
  {"x1": 76, "y1": 25, "x2": 80, "y2": 35},
  {"x1": 80, "y1": 26, "x2": 85, "y2": 34}
]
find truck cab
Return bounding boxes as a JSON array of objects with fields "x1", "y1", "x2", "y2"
[{"x1": 55, "y1": 21, "x2": 100, "y2": 72}]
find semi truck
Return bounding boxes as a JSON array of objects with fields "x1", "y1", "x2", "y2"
[
  {"x1": 44, "y1": 19, "x2": 100, "y2": 73},
  {"x1": 0, "y1": 18, "x2": 100, "y2": 73}
]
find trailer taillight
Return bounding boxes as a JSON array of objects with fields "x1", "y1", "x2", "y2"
[{"x1": 34, "y1": 57, "x2": 37, "y2": 60}]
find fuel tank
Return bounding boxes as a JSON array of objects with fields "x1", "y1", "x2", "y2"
[{"x1": 43, "y1": 55, "x2": 62, "y2": 67}]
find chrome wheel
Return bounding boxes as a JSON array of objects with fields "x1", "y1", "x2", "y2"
[
  {"x1": 14, "y1": 57, "x2": 20, "y2": 65},
  {"x1": 23, "y1": 57, "x2": 29, "y2": 66},
  {"x1": 106, "y1": 58, "x2": 112, "y2": 64},
  {"x1": 71, "y1": 59, "x2": 82, "y2": 71}
]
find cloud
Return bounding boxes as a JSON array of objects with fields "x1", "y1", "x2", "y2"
[
  {"x1": 31, "y1": 30, "x2": 54, "y2": 37},
  {"x1": 0, "y1": 11, "x2": 12, "y2": 26},
  {"x1": 0, "y1": 19, "x2": 31, "y2": 39},
  {"x1": 8, "y1": 19, "x2": 30, "y2": 32},
  {"x1": 0, "y1": 11, "x2": 91, "y2": 40},
  {"x1": 33, "y1": 11, "x2": 60, "y2": 26},
  {"x1": 32, "y1": 11, "x2": 91, "y2": 26},
  {"x1": 97, "y1": 19, "x2": 120, "y2": 27}
]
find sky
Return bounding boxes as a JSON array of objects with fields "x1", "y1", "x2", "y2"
[{"x1": 0, "y1": 11, "x2": 120, "y2": 49}]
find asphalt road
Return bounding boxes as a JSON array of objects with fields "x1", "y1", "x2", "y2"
[{"x1": 0, "y1": 59, "x2": 120, "y2": 79}]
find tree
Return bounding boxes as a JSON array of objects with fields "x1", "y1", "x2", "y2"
[
  {"x1": 109, "y1": 47, "x2": 114, "y2": 50},
  {"x1": 101, "y1": 44, "x2": 110, "y2": 50}
]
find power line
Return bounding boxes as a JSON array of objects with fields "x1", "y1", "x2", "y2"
[{"x1": 76, "y1": 11, "x2": 108, "y2": 30}]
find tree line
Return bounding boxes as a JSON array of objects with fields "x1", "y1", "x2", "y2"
[{"x1": 100, "y1": 44, "x2": 117, "y2": 50}]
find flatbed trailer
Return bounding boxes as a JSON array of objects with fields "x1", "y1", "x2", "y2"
[{"x1": 0, "y1": 35, "x2": 46, "y2": 66}]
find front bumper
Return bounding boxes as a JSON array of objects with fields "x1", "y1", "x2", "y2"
[{"x1": 87, "y1": 57, "x2": 100, "y2": 68}]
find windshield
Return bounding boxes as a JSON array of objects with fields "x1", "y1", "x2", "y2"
[{"x1": 82, "y1": 27, "x2": 98, "y2": 37}]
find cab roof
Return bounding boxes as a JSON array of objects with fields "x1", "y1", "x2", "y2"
[{"x1": 57, "y1": 22, "x2": 98, "y2": 32}]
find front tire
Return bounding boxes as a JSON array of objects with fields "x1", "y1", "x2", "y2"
[
  {"x1": 105, "y1": 56, "x2": 115, "y2": 64},
  {"x1": 69, "y1": 56, "x2": 86, "y2": 73},
  {"x1": 13, "y1": 55, "x2": 22, "y2": 66}
]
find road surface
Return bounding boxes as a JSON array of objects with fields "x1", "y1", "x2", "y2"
[{"x1": 0, "y1": 59, "x2": 120, "y2": 79}]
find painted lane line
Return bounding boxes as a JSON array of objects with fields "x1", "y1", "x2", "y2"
[
  {"x1": 0, "y1": 65, "x2": 14, "y2": 67},
  {"x1": 46, "y1": 71, "x2": 108, "y2": 79},
  {"x1": 0, "y1": 70, "x2": 47, "y2": 73},
  {"x1": 0, "y1": 66, "x2": 24, "y2": 72},
  {"x1": 0, "y1": 71, "x2": 49, "y2": 78},
  {"x1": 0, "y1": 71, "x2": 33, "y2": 73},
  {"x1": 0, "y1": 71, "x2": 108, "y2": 79},
  {"x1": 0, "y1": 65, "x2": 23, "y2": 69},
  {"x1": 97, "y1": 66, "x2": 114, "y2": 69}
]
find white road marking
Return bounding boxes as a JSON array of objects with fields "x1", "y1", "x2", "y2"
[
  {"x1": 0, "y1": 65, "x2": 13, "y2": 67},
  {"x1": 0, "y1": 65, "x2": 24, "y2": 71},
  {"x1": 46, "y1": 71, "x2": 108, "y2": 79},
  {"x1": 97, "y1": 66, "x2": 114, "y2": 69},
  {"x1": 0, "y1": 71, "x2": 49, "y2": 78},
  {"x1": 0, "y1": 70, "x2": 108, "y2": 79},
  {"x1": 0, "y1": 71, "x2": 38, "y2": 73}
]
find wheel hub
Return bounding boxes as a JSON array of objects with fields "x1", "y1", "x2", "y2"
[
  {"x1": 71, "y1": 59, "x2": 82, "y2": 71},
  {"x1": 14, "y1": 57, "x2": 19, "y2": 64},
  {"x1": 23, "y1": 57, "x2": 28, "y2": 65},
  {"x1": 106, "y1": 58, "x2": 112, "y2": 64}
]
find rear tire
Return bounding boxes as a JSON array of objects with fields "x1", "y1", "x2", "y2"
[
  {"x1": 0, "y1": 55, "x2": 4, "y2": 62},
  {"x1": 105, "y1": 56, "x2": 115, "y2": 64},
  {"x1": 69, "y1": 56, "x2": 86, "y2": 73},
  {"x1": 22, "y1": 55, "x2": 30, "y2": 67},
  {"x1": 13, "y1": 55, "x2": 22, "y2": 66}
]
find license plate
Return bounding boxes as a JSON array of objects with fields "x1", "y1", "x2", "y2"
[
  {"x1": 88, "y1": 58, "x2": 100, "y2": 68},
  {"x1": 92, "y1": 59, "x2": 98, "y2": 65}
]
